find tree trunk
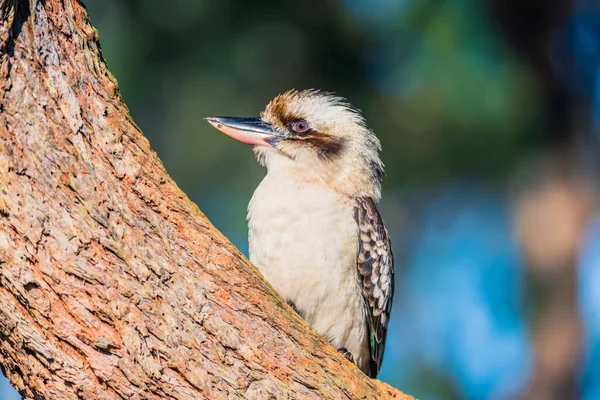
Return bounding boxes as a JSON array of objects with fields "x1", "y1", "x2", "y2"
[{"x1": 0, "y1": 0, "x2": 411, "y2": 399}]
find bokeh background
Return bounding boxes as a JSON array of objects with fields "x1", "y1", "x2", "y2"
[{"x1": 3, "y1": 0, "x2": 600, "y2": 399}]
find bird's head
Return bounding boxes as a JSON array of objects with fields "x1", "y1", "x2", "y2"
[{"x1": 206, "y1": 89, "x2": 384, "y2": 199}]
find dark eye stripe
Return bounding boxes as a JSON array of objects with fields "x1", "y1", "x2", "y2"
[{"x1": 298, "y1": 134, "x2": 346, "y2": 160}]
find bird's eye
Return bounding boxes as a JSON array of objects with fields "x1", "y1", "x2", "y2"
[{"x1": 291, "y1": 120, "x2": 310, "y2": 134}]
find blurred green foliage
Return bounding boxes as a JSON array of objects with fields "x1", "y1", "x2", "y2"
[{"x1": 86, "y1": 0, "x2": 542, "y2": 194}]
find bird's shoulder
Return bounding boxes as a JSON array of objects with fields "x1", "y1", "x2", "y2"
[{"x1": 353, "y1": 197, "x2": 394, "y2": 378}]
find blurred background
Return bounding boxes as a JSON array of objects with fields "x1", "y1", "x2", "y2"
[{"x1": 3, "y1": 0, "x2": 600, "y2": 399}]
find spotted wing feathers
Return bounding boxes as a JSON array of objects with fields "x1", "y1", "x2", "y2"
[{"x1": 354, "y1": 197, "x2": 394, "y2": 378}]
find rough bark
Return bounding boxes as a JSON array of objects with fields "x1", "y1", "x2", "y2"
[{"x1": 0, "y1": 0, "x2": 411, "y2": 399}]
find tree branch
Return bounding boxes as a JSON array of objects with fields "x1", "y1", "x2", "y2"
[{"x1": 0, "y1": 0, "x2": 412, "y2": 398}]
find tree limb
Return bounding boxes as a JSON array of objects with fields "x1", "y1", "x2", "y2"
[{"x1": 0, "y1": 0, "x2": 412, "y2": 398}]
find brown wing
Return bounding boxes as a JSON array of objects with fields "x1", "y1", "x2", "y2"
[{"x1": 354, "y1": 197, "x2": 394, "y2": 378}]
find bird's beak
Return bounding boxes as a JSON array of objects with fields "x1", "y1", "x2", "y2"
[{"x1": 205, "y1": 117, "x2": 282, "y2": 147}]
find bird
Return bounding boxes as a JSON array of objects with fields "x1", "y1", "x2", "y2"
[{"x1": 206, "y1": 89, "x2": 393, "y2": 378}]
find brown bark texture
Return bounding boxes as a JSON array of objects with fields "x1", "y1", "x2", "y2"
[{"x1": 0, "y1": 0, "x2": 412, "y2": 399}]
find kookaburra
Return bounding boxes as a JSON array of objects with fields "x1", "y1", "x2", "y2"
[{"x1": 206, "y1": 89, "x2": 394, "y2": 378}]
